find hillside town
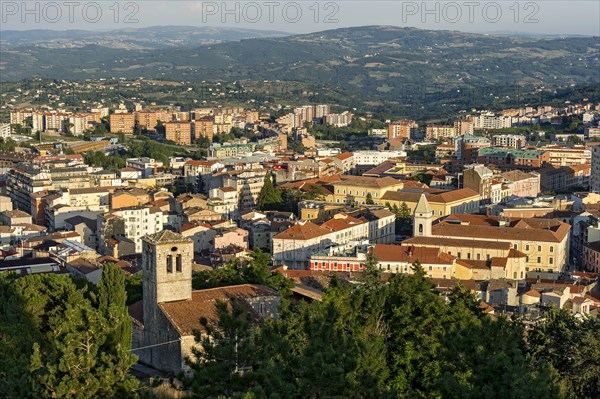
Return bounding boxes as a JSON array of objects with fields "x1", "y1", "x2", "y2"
[{"x1": 1, "y1": 97, "x2": 600, "y2": 383}]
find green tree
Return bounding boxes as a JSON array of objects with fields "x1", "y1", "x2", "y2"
[
  {"x1": 366, "y1": 193, "x2": 374, "y2": 205},
  {"x1": 437, "y1": 317, "x2": 561, "y2": 399},
  {"x1": 186, "y1": 298, "x2": 256, "y2": 398},
  {"x1": 361, "y1": 248, "x2": 381, "y2": 289},
  {"x1": 528, "y1": 307, "x2": 600, "y2": 398},
  {"x1": 96, "y1": 263, "x2": 138, "y2": 393},
  {"x1": 257, "y1": 173, "x2": 281, "y2": 211},
  {"x1": 0, "y1": 272, "x2": 138, "y2": 398}
]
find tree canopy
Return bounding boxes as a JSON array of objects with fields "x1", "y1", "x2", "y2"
[
  {"x1": 183, "y1": 262, "x2": 573, "y2": 399},
  {"x1": 0, "y1": 269, "x2": 138, "y2": 399}
]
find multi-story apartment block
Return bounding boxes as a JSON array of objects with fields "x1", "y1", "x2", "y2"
[
  {"x1": 272, "y1": 221, "x2": 333, "y2": 269},
  {"x1": 209, "y1": 142, "x2": 255, "y2": 158},
  {"x1": 126, "y1": 158, "x2": 163, "y2": 178},
  {"x1": 0, "y1": 123, "x2": 11, "y2": 139},
  {"x1": 388, "y1": 119, "x2": 418, "y2": 140},
  {"x1": 462, "y1": 164, "x2": 503, "y2": 204},
  {"x1": 323, "y1": 111, "x2": 353, "y2": 127},
  {"x1": 207, "y1": 187, "x2": 239, "y2": 220},
  {"x1": 98, "y1": 206, "x2": 163, "y2": 253},
  {"x1": 454, "y1": 120, "x2": 474, "y2": 135},
  {"x1": 539, "y1": 164, "x2": 590, "y2": 192},
  {"x1": 10, "y1": 110, "x2": 32, "y2": 127},
  {"x1": 352, "y1": 150, "x2": 407, "y2": 167},
  {"x1": 471, "y1": 113, "x2": 513, "y2": 129},
  {"x1": 135, "y1": 111, "x2": 159, "y2": 131},
  {"x1": 222, "y1": 170, "x2": 266, "y2": 212},
  {"x1": 315, "y1": 104, "x2": 331, "y2": 118},
  {"x1": 425, "y1": 125, "x2": 457, "y2": 140},
  {"x1": 110, "y1": 112, "x2": 136, "y2": 134},
  {"x1": 499, "y1": 170, "x2": 541, "y2": 198},
  {"x1": 7, "y1": 160, "x2": 91, "y2": 211},
  {"x1": 477, "y1": 147, "x2": 548, "y2": 169},
  {"x1": 195, "y1": 116, "x2": 215, "y2": 142},
  {"x1": 592, "y1": 144, "x2": 600, "y2": 193},
  {"x1": 183, "y1": 160, "x2": 224, "y2": 193},
  {"x1": 541, "y1": 145, "x2": 591, "y2": 167},
  {"x1": 42, "y1": 187, "x2": 115, "y2": 231},
  {"x1": 454, "y1": 134, "x2": 491, "y2": 161},
  {"x1": 68, "y1": 112, "x2": 102, "y2": 136},
  {"x1": 165, "y1": 121, "x2": 192, "y2": 145},
  {"x1": 44, "y1": 112, "x2": 70, "y2": 132},
  {"x1": 491, "y1": 134, "x2": 526, "y2": 149}
]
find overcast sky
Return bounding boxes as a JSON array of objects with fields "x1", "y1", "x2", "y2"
[{"x1": 1, "y1": 1, "x2": 599, "y2": 36}]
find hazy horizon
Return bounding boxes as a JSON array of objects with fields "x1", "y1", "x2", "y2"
[{"x1": 1, "y1": 1, "x2": 598, "y2": 36}]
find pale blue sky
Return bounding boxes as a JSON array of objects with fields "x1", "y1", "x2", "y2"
[{"x1": 1, "y1": 1, "x2": 599, "y2": 36}]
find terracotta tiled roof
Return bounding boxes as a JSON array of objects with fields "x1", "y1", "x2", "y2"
[
  {"x1": 273, "y1": 221, "x2": 331, "y2": 240},
  {"x1": 334, "y1": 152, "x2": 353, "y2": 161},
  {"x1": 321, "y1": 216, "x2": 366, "y2": 232},
  {"x1": 158, "y1": 284, "x2": 278, "y2": 336},
  {"x1": 456, "y1": 259, "x2": 490, "y2": 270},
  {"x1": 403, "y1": 236, "x2": 511, "y2": 251},
  {"x1": 428, "y1": 188, "x2": 479, "y2": 203},
  {"x1": 490, "y1": 257, "x2": 508, "y2": 268},
  {"x1": 381, "y1": 190, "x2": 429, "y2": 203},
  {"x1": 128, "y1": 300, "x2": 144, "y2": 327},
  {"x1": 374, "y1": 244, "x2": 455, "y2": 265},
  {"x1": 332, "y1": 175, "x2": 402, "y2": 189},
  {"x1": 185, "y1": 160, "x2": 216, "y2": 167},
  {"x1": 434, "y1": 214, "x2": 571, "y2": 243},
  {"x1": 524, "y1": 289, "x2": 541, "y2": 298}
]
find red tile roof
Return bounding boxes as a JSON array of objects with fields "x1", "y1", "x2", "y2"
[
  {"x1": 273, "y1": 221, "x2": 331, "y2": 240},
  {"x1": 159, "y1": 284, "x2": 279, "y2": 336},
  {"x1": 374, "y1": 244, "x2": 455, "y2": 265}
]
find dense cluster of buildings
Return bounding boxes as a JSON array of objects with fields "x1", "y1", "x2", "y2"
[{"x1": 2, "y1": 98, "x2": 600, "y2": 375}]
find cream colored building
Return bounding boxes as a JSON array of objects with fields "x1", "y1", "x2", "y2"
[
  {"x1": 331, "y1": 176, "x2": 404, "y2": 205},
  {"x1": 377, "y1": 188, "x2": 481, "y2": 219},
  {"x1": 408, "y1": 195, "x2": 570, "y2": 276}
]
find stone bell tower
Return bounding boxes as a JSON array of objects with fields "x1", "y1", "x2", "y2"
[
  {"x1": 141, "y1": 230, "x2": 194, "y2": 323},
  {"x1": 413, "y1": 193, "x2": 433, "y2": 237}
]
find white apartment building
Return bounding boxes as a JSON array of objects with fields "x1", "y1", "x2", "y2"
[
  {"x1": 126, "y1": 158, "x2": 164, "y2": 178},
  {"x1": 272, "y1": 221, "x2": 333, "y2": 269},
  {"x1": 43, "y1": 187, "x2": 113, "y2": 231},
  {"x1": 207, "y1": 187, "x2": 239, "y2": 220},
  {"x1": 471, "y1": 113, "x2": 513, "y2": 129},
  {"x1": 100, "y1": 206, "x2": 164, "y2": 252},
  {"x1": 222, "y1": 170, "x2": 265, "y2": 212},
  {"x1": 352, "y1": 150, "x2": 407, "y2": 166},
  {"x1": 0, "y1": 123, "x2": 11, "y2": 139},
  {"x1": 491, "y1": 134, "x2": 526, "y2": 149}
]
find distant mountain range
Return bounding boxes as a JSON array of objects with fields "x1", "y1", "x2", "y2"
[
  {"x1": 1, "y1": 25, "x2": 598, "y2": 111},
  {"x1": 0, "y1": 25, "x2": 290, "y2": 49}
]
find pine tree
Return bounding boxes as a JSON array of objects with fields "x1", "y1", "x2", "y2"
[
  {"x1": 96, "y1": 263, "x2": 138, "y2": 395},
  {"x1": 186, "y1": 298, "x2": 255, "y2": 397},
  {"x1": 257, "y1": 173, "x2": 281, "y2": 211}
]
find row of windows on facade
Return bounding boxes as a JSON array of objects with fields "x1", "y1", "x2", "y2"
[
  {"x1": 336, "y1": 189, "x2": 379, "y2": 196},
  {"x1": 517, "y1": 244, "x2": 555, "y2": 253},
  {"x1": 451, "y1": 251, "x2": 554, "y2": 265}
]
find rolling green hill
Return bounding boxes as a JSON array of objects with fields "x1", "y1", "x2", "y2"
[{"x1": 1, "y1": 26, "x2": 598, "y2": 116}]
